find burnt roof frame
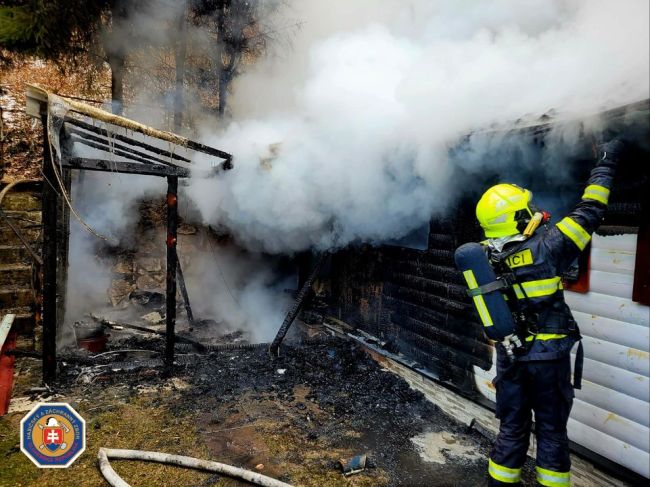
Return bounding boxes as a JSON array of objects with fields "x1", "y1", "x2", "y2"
[{"x1": 26, "y1": 85, "x2": 233, "y2": 383}]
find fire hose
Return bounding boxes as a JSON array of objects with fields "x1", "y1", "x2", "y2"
[{"x1": 97, "y1": 448, "x2": 294, "y2": 487}]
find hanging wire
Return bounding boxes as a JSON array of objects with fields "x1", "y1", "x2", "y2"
[{"x1": 46, "y1": 131, "x2": 116, "y2": 244}]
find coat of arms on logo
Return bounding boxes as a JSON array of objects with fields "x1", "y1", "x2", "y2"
[{"x1": 20, "y1": 402, "x2": 86, "y2": 468}]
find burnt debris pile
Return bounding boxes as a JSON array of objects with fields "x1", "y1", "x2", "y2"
[{"x1": 59, "y1": 336, "x2": 493, "y2": 485}]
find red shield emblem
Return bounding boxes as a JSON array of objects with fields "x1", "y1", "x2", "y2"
[{"x1": 43, "y1": 427, "x2": 63, "y2": 452}]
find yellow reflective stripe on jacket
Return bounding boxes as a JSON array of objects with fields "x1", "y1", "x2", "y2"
[
  {"x1": 556, "y1": 217, "x2": 591, "y2": 250},
  {"x1": 512, "y1": 277, "x2": 562, "y2": 299},
  {"x1": 463, "y1": 270, "x2": 493, "y2": 327},
  {"x1": 536, "y1": 466, "x2": 570, "y2": 487},
  {"x1": 526, "y1": 333, "x2": 567, "y2": 342},
  {"x1": 582, "y1": 184, "x2": 610, "y2": 205},
  {"x1": 489, "y1": 459, "x2": 522, "y2": 483}
]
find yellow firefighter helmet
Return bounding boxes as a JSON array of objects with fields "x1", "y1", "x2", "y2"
[{"x1": 476, "y1": 184, "x2": 534, "y2": 238}]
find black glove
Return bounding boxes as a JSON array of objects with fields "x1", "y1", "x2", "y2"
[{"x1": 597, "y1": 139, "x2": 624, "y2": 168}]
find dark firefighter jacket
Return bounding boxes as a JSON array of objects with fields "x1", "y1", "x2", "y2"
[{"x1": 487, "y1": 158, "x2": 616, "y2": 376}]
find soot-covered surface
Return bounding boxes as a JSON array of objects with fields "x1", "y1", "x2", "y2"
[{"x1": 6, "y1": 336, "x2": 539, "y2": 486}]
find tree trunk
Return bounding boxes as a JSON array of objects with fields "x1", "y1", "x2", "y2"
[
  {"x1": 218, "y1": 71, "x2": 229, "y2": 119},
  {"x1": 174, "y1": 3, "x2": 188, "y2": 133},
  {"x1": 216, "y1": 1, "x2": 227, "y2": 118},
  {"x1": 108, "y1": 53, "x2": 125, "y2": 116},
  {"x1": 107, "y1": 0, "x2": 128, "y2": 116}
]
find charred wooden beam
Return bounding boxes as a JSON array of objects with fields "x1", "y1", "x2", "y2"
[
  {"x1": 63, "y1": 109, "x2": 233, "y2": 165},
  {"x1": 176, "y1": 256, "x2": 194, "y2": 325},
  {"x1": 41, "y1": 114, "x2": 57, "y2": 383},
  {"x1": 165, "y1": 176, "x2": 178, "y2": 374},
  {"x1": 67, "y1": 128, "x2": 176, "y2": 166},
  {"x1": 64, "y1": 157, "x2": 190, "y2": 178},
  {"x1": 184, "y1": 140, "x2": 233, "y2": 168},
  {"x1": 269, "y1": 252, "x2": 329, "y2": 356},
  {"x1": 55, "y1": 163, "x2": 71, "y2": 339},
  {"x1": 64, "y1": 117, "x2": 192, "y2": 164},
  {"x1": 69, "y1": 135, "x2": 167, "y2": 167},
  {"x1": 92, "y1": 315, "x2": 205, "y2": 352}
]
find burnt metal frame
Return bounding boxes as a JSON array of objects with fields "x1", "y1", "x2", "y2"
[{"x1": 30, "y1": 100, "x2": 232, "y2": 383}]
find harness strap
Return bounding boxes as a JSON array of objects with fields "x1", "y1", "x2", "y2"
[
  {"x1": 573, "y1": 341, "x2": 584, "y2": 390},
  {"x1": 466, "y1": 278, "x2": 509, "y2": 297},
  {"x1": 492, "y1": 341, "x2": 585, "y2": 389}
]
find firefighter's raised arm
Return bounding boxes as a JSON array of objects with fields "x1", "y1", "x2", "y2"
[{"x1": 544, "y1": 139, "x2": 623, "y2": 272}]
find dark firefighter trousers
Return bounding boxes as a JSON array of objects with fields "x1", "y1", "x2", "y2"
[{"x1": 488, "y1": 351, "x2": 574, "y2": 486}]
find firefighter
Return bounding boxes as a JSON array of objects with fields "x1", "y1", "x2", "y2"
[{"x1": 473, "y1": 139, "x2": 623, "y2": 486}]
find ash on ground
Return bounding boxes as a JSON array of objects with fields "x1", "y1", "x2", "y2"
[{"x1": 11, "y1": 335, "x2": 539, "y2": 486}]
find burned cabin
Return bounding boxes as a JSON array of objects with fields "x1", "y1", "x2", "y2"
[
  {"x1": 22, "y1": 84, "x2": 232, "y2": 380},
  {"x1": 320, "y1": 100, "x2": 650, "y2": 480}
]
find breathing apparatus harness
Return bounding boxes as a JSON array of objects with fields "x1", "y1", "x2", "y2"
[
  {"x1": 485, "y1": 241, "x2": 532, "y2": 360},
  {"x1": 477, "y1": 209, "x2": 550, "y2": 358},
  {"x1": 480, "y1": 213, "x2": 584, "y2": 388}
]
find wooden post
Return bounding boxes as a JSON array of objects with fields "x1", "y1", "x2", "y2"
[
  {"x1": 165, "y1": 176, "x2": 179, "y2": 373},
  {"x1": 176, "y1": 257, "x2": 194, "y2": 325},
  {"x1": 41, "y1": 114, "x2": 58, "y2": 383},
  {"x1": 57, "y1": 128, "x2": 72, "y2": 331}
]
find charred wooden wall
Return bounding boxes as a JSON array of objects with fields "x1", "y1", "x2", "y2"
[
  {"x1": 326, "y1": 104, "x2": 650, "y2": 400},
  {"x1": 327, "y1": 205, "x2": 493, "y2": 399}
]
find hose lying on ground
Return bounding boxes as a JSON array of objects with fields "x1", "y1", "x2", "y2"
[{"x1": 97, "y1": 448, "x2": 294, "y2": 487}]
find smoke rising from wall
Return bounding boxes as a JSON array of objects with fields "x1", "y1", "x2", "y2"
[{"x1": 188, "y1": 0, "x2": 649, "y2": 252}]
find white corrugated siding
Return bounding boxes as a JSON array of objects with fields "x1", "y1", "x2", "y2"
[
  {"x1": 473, "y1": 233, "x2": 650, "y2": 478},
  {"x1": 567, "y1": 233, "x2": 649, "y2": 478}
]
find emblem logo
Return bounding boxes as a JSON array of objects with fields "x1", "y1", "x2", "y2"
[{"x1": 20, "y1": 402, "x2": 86, "y2": 468}]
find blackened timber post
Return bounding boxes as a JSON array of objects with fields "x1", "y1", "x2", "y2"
[
  {"x1": 41, "y1": 114, "x2": 58, "y2": 383},
  {"x1": 269, "y1": 252, "x2": 328, "y2": 357},
  {"x1": 165, "y1": 176, "x2": 179, "y2": 374},
  {"x1": 56, "y1": 126, "x2": 72, "y2": 332},
  {"x1": 176, "y1": 256, "x2": 194, "y2": 325}
]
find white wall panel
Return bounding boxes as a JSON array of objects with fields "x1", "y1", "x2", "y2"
[
  {"x1": 578, "y1": 356, "x2": 649, "y2": 402},
  {"x1": 588, "y1": 270, "x2": 634, "y2": 298},
  {"x1": 573, "y1": 311, "x2": 650, "y2": 351},
  {"x1": 564, "y1": 292, "x2": 649, "y2": 327},
  {"x1": 579, "y1": 335, "x2": 649, "y2": 376},
  {"x1": 575, "y1": 379, "x2": 650, "y2": 428},
  {"x1": 590, "y1": 248, "x2": 636, "y2": 275},
  {"x1": 570, "y1": 398, "x2": 649, "y2": 451},
  {"x1": 567, "y1": 417, "x2": 650, "y2": 478}
]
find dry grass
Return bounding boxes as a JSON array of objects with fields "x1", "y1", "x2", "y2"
[{"x1": 0, "y1": 54, "x2": 110, "y2": 182}]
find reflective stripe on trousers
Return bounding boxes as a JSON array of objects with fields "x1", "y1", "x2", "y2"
[
  {"x1": 536, "y1": 466, "x2": 571, "y2": 487},
  {"x1": 488, "y1": 458, "x2": 522, "y2": 484}
]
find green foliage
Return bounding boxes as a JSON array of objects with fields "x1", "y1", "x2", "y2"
[
  {"x1": 0, "y1": 5, "x2": 36, "y2": 51},
  {"x1": 0, "y1": 1, "x2": 111, "y2": 61}
]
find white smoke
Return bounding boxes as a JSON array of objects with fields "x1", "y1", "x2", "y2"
[
  {"x1": 63, "y1": 0, "x2": 649, "y2": 342},
  {"x1": 189, "y1": 0, "x2": 649, "y2": 252},
  {"x1": 183, "y1": 244, "x2": 293, "y2": 342}
]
